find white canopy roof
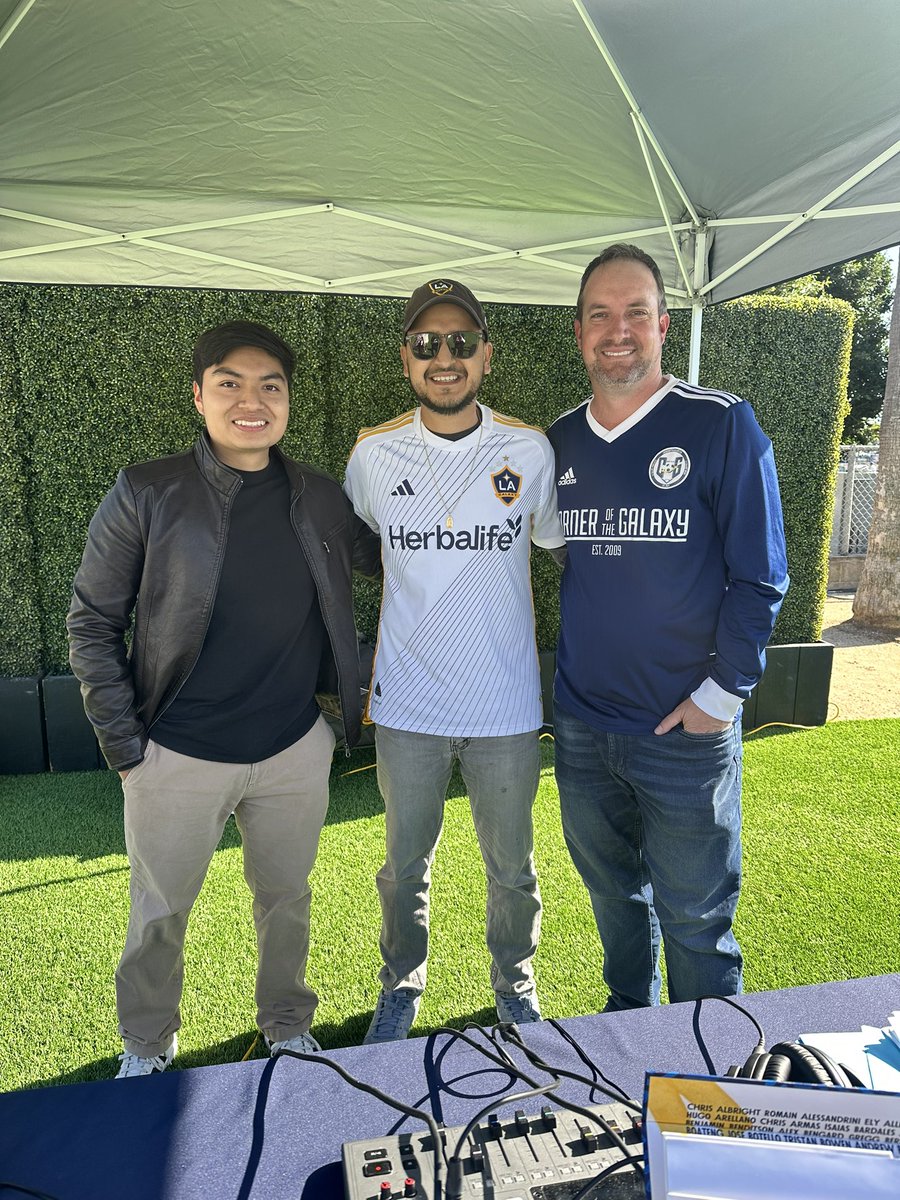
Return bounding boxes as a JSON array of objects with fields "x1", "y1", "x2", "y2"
[{"x1": 2, "y1": 0, "x2": 898, "y2": 313}]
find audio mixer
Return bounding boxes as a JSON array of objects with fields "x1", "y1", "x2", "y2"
[{"x1": 342, "y1": 1099, "x2": 645, "y2": 1199}]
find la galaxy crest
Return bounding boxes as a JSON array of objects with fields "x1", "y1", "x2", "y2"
[
  {"x1": 491, "y1": 459, "x2": 522, "y2": 506},
  {"x1": 648, "y1": 446, "x2": 690, "y2": 490}
]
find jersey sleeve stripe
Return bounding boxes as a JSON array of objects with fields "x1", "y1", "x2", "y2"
[
  {"x1": 493, "y1": 411, "x2": 545, "y2": 434},
  {"x1": 674, "y1": 381, "x2": 742, "y2": 408},
  {"x1": 351, "y1": 411, "x2": 417, "y2": 448}
]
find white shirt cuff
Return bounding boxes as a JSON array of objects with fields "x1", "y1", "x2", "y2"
[{"x1": 691, "y1": 678, "x2": 744, "y2": 722}]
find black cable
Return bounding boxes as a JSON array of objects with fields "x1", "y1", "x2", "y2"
[
  {"x1": 497, "y1": 1024, "x2": 642, "y2": 1117},
  {"x1": 444, "y1": 1075, "x2": 560, "y2": 1200},
  {"x1": 272, "y1": 1048, "x2": 447, "y2": 1199},
  {"x1": 431, "y1": 1023, "x2": 646, "y2": 1200},
  {"x1": 695, "y1": 995, "x2": 765, "y2": 1045},
  {"x1": 434, "y1": 1022, "x2": 547, "y2": 1085},
  {"x1": 546, "y1": 1017, "x2": 637, "y2": 1107},
  {"x1": 492, "y1": 1025, "x2": 640, "y2": 1163},
  {"x1": 484, "y1": 1021, "x2": 645, "y2": 1199},
  {"x1": 432, "y1": 1023, "x2": 543, "y2": 1081},
  {"x1": 462, "y1": 1021, "x2": 521, "y2": 1072},
  {"x1": 430, "y1": 1024, "x2": 560, "y2": 1194},
  {"x1": 417, "y1": 1027, "x2": 519, "y2": 1133},
  {"x1": 691, "y1": 994, "x2": 765, "y2": 1076},
  {"x1": 435, "y1": 1025, "x2": 562, "y2": 1200},
  {"x1": 278, "y1": 1025, "x2": 646, "y2": 1200},
  {"x1": 568, "y1": 1153, "x2": 646, "y2": 1200}
]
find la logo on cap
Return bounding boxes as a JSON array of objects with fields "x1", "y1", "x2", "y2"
[{"x1": 428, "y1": 280, "x2": 453, "y2": 296}]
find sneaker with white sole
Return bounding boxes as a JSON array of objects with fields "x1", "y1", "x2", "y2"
[
  {"x1": 363, "y1": 988, "x2": 420, "y2": 1044},
  {"x1": 265, "y1": 1031, "x2": 321, "y2": 1056},
  {"x1": 116, "y1": 1034, "x2": 177, "y2": 1078},
  {"x1": 496, "y1": 990, "x2": 542, "y2": 1024}
]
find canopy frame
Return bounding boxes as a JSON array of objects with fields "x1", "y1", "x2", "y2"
[{"x1": 1, "y1": 0, "x2": 897, "y2": 383}]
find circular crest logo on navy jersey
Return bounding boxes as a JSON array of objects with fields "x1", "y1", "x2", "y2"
[{"x1": 649, "y1": 446, "x2": 691, "y2": 489}]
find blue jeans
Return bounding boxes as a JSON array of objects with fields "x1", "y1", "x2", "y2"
[
  {"x1": 553, "y1": 704, "x2": 743, "y2": 1010},
  {"x1": 374, "y1": 725, "x2": 542, "y2": 997}
]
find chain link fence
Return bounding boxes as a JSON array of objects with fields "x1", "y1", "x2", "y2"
[{"x1": 830, "y1": 445, "x2": 879, "y2": 556}]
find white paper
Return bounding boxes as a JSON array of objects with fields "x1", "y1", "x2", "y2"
[
  {"x1": 799, "y1": 1025, "x2": 900, "y2": 1091},
  {"x1": 643, "y1": 1072, "x2": 900, "y2": 1200},
  {"x1": 861, "y1": 1025, "x2": 900, "y2": 1091},
  {"x1": 660, "y1": 1131, "x2": 899, "y2": 1200}
]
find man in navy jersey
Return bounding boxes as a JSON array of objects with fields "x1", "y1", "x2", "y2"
[
  {"x1": 68, "y1": 321, "x2": 378, "y2": 1075},
  {"x1": 548, "y1": 245, "x2": 788, "y2": 1010}
]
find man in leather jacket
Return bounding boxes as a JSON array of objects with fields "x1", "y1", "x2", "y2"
[{"x1": 67, "y1": 319, "x2": 379, "y2": 1077}]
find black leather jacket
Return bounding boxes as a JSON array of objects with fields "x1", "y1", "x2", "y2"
[{"x1": 67, "y1": 434, "x2": 379, "y2": 770}]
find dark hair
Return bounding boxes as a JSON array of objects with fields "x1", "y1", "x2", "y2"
[
  {"x1": 575, "y1": 243, "x2": 668, "y2": 321},
  {"x1": 192, "y1": 321, "x2": 295, "y2": 389}
]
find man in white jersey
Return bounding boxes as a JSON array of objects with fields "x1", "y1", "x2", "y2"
[
  {"x1": 548, "y1": 245, "x2": 788, "y2": 1011},
  {"x1": 345, "y1": 279, "x2": 565, "y2": 1042}
]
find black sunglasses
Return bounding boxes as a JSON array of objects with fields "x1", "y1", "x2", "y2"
[{"x1": 403, "y1": 330, "x2": 486, "y2": 360}]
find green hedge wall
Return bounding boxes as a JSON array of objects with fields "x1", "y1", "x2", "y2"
[
  {"x1": 664, "y1": 294, "x2": 852, "y2": 652},
  {"x1": 0, "y1": 287, "x2": 43, "y2": 675},
  {"x1": 0, "y1": 284, "x2": 850, "y2": 675}
]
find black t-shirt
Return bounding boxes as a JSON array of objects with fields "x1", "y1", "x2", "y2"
[{"x1": 151, "y1": 457, "x2": 326, "y2": 763}]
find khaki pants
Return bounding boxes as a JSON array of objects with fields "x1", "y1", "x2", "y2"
[{"x1": 116, "y1": 715, "x2": 334, "y2": 1056}]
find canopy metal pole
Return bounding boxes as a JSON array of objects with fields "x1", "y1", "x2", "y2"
[
  {"x1": 688, "y1": 302, "x2": 703, "y2": 385},
  {"x1": 630, "y1": 114, "x2": 693, "y2": 295},
  {"x1": 571, "y1": 0, "x2": 699, "y2": 226},
  {"x1": 687, "y1": 225, "x2": 708, "y2": 385},
  {"x1": 701, "y1": 134, "x2": 900, "y2": 297},
  {"x1": 0, "y1": 0, "x2": 38, "y2": 54}
]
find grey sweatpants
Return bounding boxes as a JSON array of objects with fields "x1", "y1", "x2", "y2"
[{"x1": 116, "y1": 715, "x2": 334, "y2": 1056}]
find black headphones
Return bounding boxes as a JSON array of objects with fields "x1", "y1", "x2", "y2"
[{"x1": 728, "y1": 1041, "x2": 866, "y2": 1088}]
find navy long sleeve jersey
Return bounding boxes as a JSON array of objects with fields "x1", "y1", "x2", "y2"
[{"x1": 547, "y1": 378, "x2": 789, "y2": 734}]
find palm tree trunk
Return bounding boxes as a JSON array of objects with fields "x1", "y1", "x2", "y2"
[{"x1": 854, "y1": 263, "x2": 900, "y2": 628}]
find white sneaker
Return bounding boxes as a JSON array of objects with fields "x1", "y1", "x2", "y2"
[
  {"x1": 266, "y1": 1031, "x2": 321, "y2": 1056},
  {"x1": 116, "y1": 1034, "x2": 177, "y2": 1078}
]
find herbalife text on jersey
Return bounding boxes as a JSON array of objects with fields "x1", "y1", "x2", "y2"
[{"x1": 388, "y1": 518, "x2": 523, "y2": 552}]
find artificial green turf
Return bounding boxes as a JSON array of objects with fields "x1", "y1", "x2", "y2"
[{"x1": 1, "y1": 721, "x2": 897, "y2": 1092}]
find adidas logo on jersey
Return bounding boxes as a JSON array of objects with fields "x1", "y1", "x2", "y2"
[
  {"x1": 387, "y1": 515, "x2": 522, "y2": 552},
  {"x1": 558, "y1": 467, "x2": 577, "y2": 486},
  {"x1": 390, "y1": 478, "x2": 415, "y2": 496}
]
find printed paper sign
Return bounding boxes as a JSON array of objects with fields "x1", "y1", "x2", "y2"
[{"x1": 643, "y1": 1073, "x2": 900, "y2": 1199}]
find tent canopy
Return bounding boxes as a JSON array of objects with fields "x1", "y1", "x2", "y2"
[{"x1": 2, "y1": 0, "x2": 898, "y2": 319}]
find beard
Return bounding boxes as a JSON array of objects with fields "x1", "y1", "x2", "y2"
[
  {"x1": 409, "y1": 375, "x2": 480, "y2": 417},
  {"x1": 587, "y1": 348, "x2": 655, "y2": 391}
]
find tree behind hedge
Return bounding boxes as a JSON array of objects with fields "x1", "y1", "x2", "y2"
[
  {"x1": 854, "y1": 266, "x2": 900, "y2": 629},
  {"x1": 767, "y1": 251, "x2": 891, "y2": 442}
]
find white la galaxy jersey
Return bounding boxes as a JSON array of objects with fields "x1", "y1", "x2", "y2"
[{"x1": 345, "y1": 404, "x2": 564, "y2": 737}]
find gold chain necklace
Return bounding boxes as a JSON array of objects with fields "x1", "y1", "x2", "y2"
[{"x1": 420, "y1": 417, "x2": 484, "y2": 529}]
